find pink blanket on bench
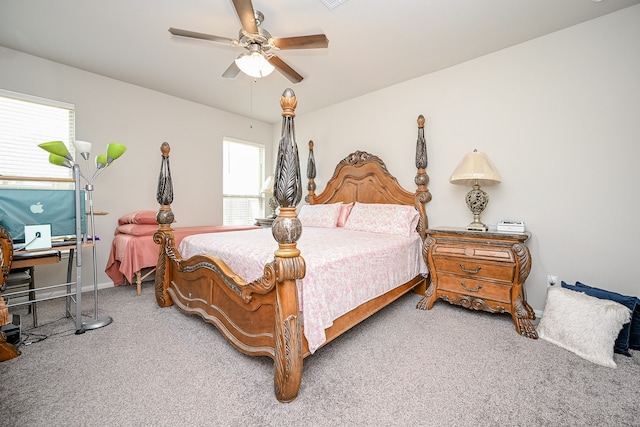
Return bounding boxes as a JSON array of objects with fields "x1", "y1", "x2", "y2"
[{"x1": 105, "y1": 225, "x2": 258, "y2": 286}]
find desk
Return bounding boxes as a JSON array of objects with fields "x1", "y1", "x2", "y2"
[
  {"x1": 12, "y1": 250, "x2": 61, "y2": 269},
  {"x1": 6, "y1": 243, "x2": 94, "y2": 330},
  {"x1": 13, "y1": 243, "x2": 94, "y2": 268}
]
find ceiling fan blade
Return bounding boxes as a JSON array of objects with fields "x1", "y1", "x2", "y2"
[
  {"x1": 272, "y1": 34, "x2": 329, "y2": 50},
  {"x1": 169, "y1": 28, "x2": 237, "y2": 45},
  {"x1": 232, "y1": 0, "x2": 258, "y2": 34},
  {"x1": 268, "y1": 56, "x2": 303, "y2": 83},
  {"x1": 222, "y1": 62, "x2": 241, "y2": 79}
]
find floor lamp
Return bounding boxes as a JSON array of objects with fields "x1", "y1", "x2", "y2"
[{"x1": 39, "y1": 140, "x2": 126, "y2": 331}]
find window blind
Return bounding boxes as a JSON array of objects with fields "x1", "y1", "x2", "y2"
[
  {"x1": 222, "y1": 138, "x2": 265, "y2": 225},
  {"x1": 0, "y1": 89, "x2": 75, "y2": 184}
]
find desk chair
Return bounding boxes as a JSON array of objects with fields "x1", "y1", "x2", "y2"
[
  {"x1": 0, "y1": 226, "x2": 38, "y2": 327},
  {"x1": 0, "y1": 225, "x2": 21, "y2": 361},
  {"x1": 5, "y1": 267, "x2": 36, "y2": 327}
]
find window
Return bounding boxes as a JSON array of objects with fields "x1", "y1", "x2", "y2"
[
  {"x1": 223, "y1": 138, "x2": 266, "y2": 225},
  {"x1": 0, "y1": 89, "x2": 75, "y2": 188}
]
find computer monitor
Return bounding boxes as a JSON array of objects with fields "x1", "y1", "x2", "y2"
[{"x1": 0, "y1": 188, "x2": 86, "y2": 243}]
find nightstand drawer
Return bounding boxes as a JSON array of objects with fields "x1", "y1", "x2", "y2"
[
  {"x1": 438, "y1": 274, "x2": 511, "y2": 303},
  {"x1": 432, "y1": 257, "x2": 515, "y2": 282},
  {"x1": 432, "y1": 244, "x2": 515, "y2": 262}
]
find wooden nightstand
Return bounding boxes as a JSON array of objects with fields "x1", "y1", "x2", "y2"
[{"x1": 417, "y1": 228, "x2": 537, "y2": 339}]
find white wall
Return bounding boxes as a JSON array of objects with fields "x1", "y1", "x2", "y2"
[
  {"x1": 2, "y1": 5, "x2": 639, "y2": 313},
  {"x1": 293, "y1": 5, "x2": 640, "y2": 311},
  {"x1": 0, "y1": 46, "x2": 274, "y2": 288}
]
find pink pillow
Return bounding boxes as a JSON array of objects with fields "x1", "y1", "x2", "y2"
[
  {"x1": 343, "y1": 203, "x2": 419, "y2": 236},
  {"x1": 115, "y1": 224, "x2": 158, "y2": 236},
  {"x1": 337, "y1": 203, "x2": 354, "y2": 227},
  {"x1": 298, "y1": 203, "x2": 342, "y2": 228},
  {"x1": 118, "y1": 210, "x2": 158, "y2": 225}
]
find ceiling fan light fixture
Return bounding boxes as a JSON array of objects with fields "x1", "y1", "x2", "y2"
[{"x1": 235, "y1": 50, "x2": 275, "y2": 79}]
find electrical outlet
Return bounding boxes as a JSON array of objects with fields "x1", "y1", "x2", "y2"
[{"x1": 547, "y1": 275, "x2": 558, "y2": 288}]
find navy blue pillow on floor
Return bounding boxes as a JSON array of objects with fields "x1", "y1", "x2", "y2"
[
  {"x1": 575, "y1": 281, "x2": 640, "y2": 352},
  {"x1": 560, "y1": 281, "x2": 637, "y2": 357}
]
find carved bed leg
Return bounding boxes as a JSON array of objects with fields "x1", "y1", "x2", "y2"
[
  {"x1": 417, "y1": 236, "x2": 436, "y2": 311},
  {"x1": 273, "y1": 255, "x2": 305, "y2": 402},
  {"x1": 272, "y1": 89, "x2": 306, "y2": 403}
]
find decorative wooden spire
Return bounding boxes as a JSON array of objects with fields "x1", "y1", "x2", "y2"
[
  {"x1": 306, "y1": 141, "x2": 316, "y2": 201},
  {"x1": 271, "y1": 88, "x2": 306, "y2": 403},
  {"x1": 414, "y1": 115, "x2": 431, "y2": 237}
]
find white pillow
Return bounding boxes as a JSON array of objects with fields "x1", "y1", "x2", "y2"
[
  {"x1": 343, "y1": 202, "x2": 419, "y2": 236},
  {"x1": 538, "y1": 286, "x2": 632, "y2": 368},
  {"x1": 298, "y1": 203, "x2": 342, "y2": 228}
]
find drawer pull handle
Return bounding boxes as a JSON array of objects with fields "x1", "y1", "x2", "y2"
[
  {"x1": 459, "y1": 264, "x2": 482, "y2": 274},
  {"x1": 460, "y1": 282, "x2": 482, "y2": 292}
]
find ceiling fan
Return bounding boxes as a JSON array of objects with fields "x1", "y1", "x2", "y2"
[{"x1": 169, "y1": 0, "x2": 329, "y2": 83}]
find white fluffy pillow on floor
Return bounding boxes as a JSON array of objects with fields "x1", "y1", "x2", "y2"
[{"x1": 538, "y1": 286, "x2": 632, "y2": 368}]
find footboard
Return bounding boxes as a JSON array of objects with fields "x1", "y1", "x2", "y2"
[{"x1": 154, "y1": 89, "x2": 305, "y2": 403}]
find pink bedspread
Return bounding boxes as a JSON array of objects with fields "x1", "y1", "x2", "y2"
[
  {"x1": 105, "y1": 225, "x2": 258, "y2": 286},
  {"x1": 180, "y1": 227, "x2": 427, "y2": 353}
]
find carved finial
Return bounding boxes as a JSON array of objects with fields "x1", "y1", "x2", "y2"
[
  {"x1": 415, "y1": 115, "x2": 427, "y2": 170},
  {"x1": 306, "y1": 140, "x2": 317, "y2": 201},
  {"x1": 157, "y1": 142, "x2": 174, "y2": 211},
  {"x1": 161, "y1": 142, "x2": 171, "y2": 158},
  {"x1": 307, "y1": 141, "x2": 316, "y2": 179},
  {"x1": 280, "y1": 88, "x2": 297, "y2": 118}
]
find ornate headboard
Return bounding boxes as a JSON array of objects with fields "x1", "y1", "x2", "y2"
[
  {"x1": 307, "y1": 150, "x2": 416, "y2": 206},
  {"x1": 304, "y1": 115, "x2": 431, "y2": 239}
]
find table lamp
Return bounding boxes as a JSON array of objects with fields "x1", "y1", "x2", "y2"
[
  {"x1": 262, "y1": 175, "x2": 278, "y2": 219},
  {"x1": 450, "y1": 149, "x2": 501, "y2": 232}
]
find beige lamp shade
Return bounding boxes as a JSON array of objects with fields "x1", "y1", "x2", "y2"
[
  {"x1": 262, "y1": 175, "x2": 274, "y2": 194},
  {"x1": 450, "y1": 149, "x2": 502, "y2": 186}
]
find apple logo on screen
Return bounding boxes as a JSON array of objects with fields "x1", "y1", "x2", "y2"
[{"x1": 30, "y1": 202, "x2": 45, "y2": 214}]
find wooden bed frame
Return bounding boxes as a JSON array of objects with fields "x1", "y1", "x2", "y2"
[{"x1": 153, "y1": 89, "x2": 431, "y2": 402}]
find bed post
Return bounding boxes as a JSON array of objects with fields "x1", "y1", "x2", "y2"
[
  {"x1": 414, "y1": 115, "x2": 431, "y2": 241},
  {"x1": 271, "y1": 88, "x2": 306, "y2": 403},
  {"x1": 154, "y1": 142, "x2": 176, "y2": 308},
  {"x1": 305, "y1": 140, "x2": 316, "y2": 202}
]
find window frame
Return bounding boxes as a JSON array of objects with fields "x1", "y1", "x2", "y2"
[
  {"x1": 222, "y1": 137, "x2": 266, "y2": 225},
  {"x1": 0, "y1": 89, "x2": 76, "y2": 189}
]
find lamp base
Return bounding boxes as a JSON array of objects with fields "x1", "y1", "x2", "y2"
[
  {"x1": 82, "y1": 315, "x2": 113, "y2": 331},
  {"x1": 466, "y1": 222, "x2": 489, "y2": 232},
  {"x1": 465, "y1": 184, "x2": 490, "y2": 232}
]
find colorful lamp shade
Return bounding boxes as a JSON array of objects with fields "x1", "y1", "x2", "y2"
[
  {"x1": 38, "y1": 141, "x2": 73, "y2": 161},
  {"x1": 95, "y1": 154, "x2": 108, "y2": 169},
  {"x1": 48, "y1": 153, "x2": 73, "y2": 168},
  {"x1": 106, "y1": 143, "x2": 127, "y2": 164}
]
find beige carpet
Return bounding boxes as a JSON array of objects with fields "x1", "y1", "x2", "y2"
[{"x1": 1, "y1": 284, "x2": 639, "y2": 426}]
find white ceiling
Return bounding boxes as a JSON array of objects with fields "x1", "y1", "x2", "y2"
[{"x1": 1, "y1": 0, "x2": 638, "y2": 123}]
